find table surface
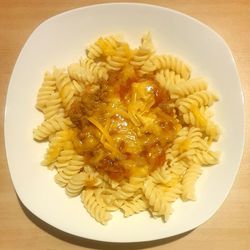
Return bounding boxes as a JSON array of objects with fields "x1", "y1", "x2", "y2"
[{"x1": 1, "y1": 1, "x2": 249, "y2": 249}]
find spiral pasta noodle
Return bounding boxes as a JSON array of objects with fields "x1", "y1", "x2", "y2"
[
  {"x1": 130, "y1": 32, "x2": 155, "y2": 69},
  {"x1": 86, "y1": 34, "x2": 123, "y2": 60},
  {"x1": 33, "y1": 115, "x2": 73, "y2": 141},
  {"x1": 36, "y1": 72, "x2": 57, "y2": 111},
  {"x1": 140, "y1": 55, "x2": 191, "y2": 80}
]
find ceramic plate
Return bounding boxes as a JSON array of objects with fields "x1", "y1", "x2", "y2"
[{"x1": 5, "y1": 3, "x2": 244, "y2": 242}]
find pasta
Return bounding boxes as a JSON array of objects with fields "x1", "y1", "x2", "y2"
[
  {"x1": 130, "y1": 32, "x2": 155, "y2": 68},
  {"x1": 68, "y1": 58, "x2": 109, "y2": 84},
  {"x1": 120, "y1": 197, "x2": 148, "y2": 217},
  {"x1": 140, "y1": 55, "x2": 191, "y2": 79},
  {"x1": 81, "y1": 189, "x2": 112, "y2": 224},
  {"x1": 33, "y1": 32, "x2": 221, "y2": 224},
  {"x1": 169, "y1": 78, "x2": 208, "y2": 98},
  {"x1": 33, "y1": 115, "x2": 73, "y2": 141},
  {"x1": 155, "y1": 69, "x2": 182, "y2": 91},
  {"x1": 36, "y1": 72, "x2": 57, "y2": 111},
  {"x1": 86, "y1": 34, "x2": 123, "y2": 60}
]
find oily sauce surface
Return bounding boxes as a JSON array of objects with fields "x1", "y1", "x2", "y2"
[{"x1": 68, "y1": 68, "x2": 181, "y2": 181}]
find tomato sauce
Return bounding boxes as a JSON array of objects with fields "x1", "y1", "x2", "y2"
[{"x1": 68, "y1": 68, "x2": 180, "y2": 181}]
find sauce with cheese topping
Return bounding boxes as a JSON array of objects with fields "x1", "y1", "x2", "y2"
[{"x1": 68, "y1": 71, "x2": 181, "y2": 181}]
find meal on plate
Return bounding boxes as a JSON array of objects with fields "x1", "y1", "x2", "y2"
[{"x1": 33, "y1": 32, "x2": 220, "y2": 224}]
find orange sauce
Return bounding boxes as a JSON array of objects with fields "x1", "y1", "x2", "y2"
[{"x1": 68, "y1": 69, "x2": 180, "y2": 181}]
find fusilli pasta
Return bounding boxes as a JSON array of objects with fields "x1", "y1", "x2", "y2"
[{"x1": 34, "y1": 32, "x2": 221, "y2": 225}]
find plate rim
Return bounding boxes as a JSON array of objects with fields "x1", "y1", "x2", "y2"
[{"x1": 4, "y1": 2, "x2": 245, "y2": 243}]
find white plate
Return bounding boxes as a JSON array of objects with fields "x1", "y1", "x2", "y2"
[{"x1": 5, "y1": 3, "x2": 244, "y2": 243}]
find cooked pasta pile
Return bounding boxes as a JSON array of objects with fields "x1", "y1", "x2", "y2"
[{"x1": 33, "y1": 33, "x2": 220, "y2": 224}]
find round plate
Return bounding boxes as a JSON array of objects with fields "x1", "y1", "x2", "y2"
[{"x1": 4, "y1": 3, "x2": 244, "y2": 242}]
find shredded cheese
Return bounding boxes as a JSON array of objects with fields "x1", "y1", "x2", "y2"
[{"x1": 87, "y1": 116, "x2": 121, "y2": 157}]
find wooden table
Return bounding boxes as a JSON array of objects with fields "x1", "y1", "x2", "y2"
[{"x1": 0, "y1": 1, "x2": 249, "y2": 249}]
